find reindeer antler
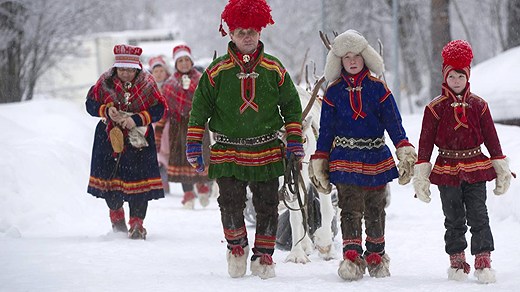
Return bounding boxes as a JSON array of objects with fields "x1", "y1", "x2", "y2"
[
  {"x1": 302, "y1": 76, "x2": 326, "y2": 120},
  {"x1": 319, "y1": 30, "x2": 332, "y2": 51}
]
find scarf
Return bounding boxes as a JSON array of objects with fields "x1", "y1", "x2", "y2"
[
  {"x1": 441, "y1": 82, "x2": 471, "y2": 130},
  {"x1": 92, "y1": 68, "x2": 166, "y2": 139},
  {"x1": 341, "y1": 67, "x2": 370, "y2": 120},
  {"x1": 162, "y1": 68, "x2": 201, "y2": 122}
]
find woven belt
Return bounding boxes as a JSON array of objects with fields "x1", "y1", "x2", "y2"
[
  {"x1": 214, "y1": 132, "x2": 278, "y2": 146},
  {"x1": 438, "y1": 146, "x2": 481, "y2": 159},
  {"x1": 333, "y1": 136, "x2": 385, "y2": 149}
]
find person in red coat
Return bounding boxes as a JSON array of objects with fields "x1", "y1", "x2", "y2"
[{"x1": 413, "y1": 40, "x2": 513, "y2": 284}]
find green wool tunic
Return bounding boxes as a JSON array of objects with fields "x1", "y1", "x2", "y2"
[{"x1": 188, "y1": 42, "x2": 302, "y2": 182}]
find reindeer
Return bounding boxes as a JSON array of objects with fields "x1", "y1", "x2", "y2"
[{"x1": 243, "y1": 32, "x2": 341, "y2": 263}]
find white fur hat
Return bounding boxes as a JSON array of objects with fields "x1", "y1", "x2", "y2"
[{"x1": 324, "y1": 30, "x2": 384, "y2": 82}]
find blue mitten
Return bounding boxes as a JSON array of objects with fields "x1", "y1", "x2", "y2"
[
  {"x1": 286, "y1": 141, "x2": 305, "y2": 160},
  {"x1": 186, "y1": 142, "x2": 205, "y2": 173}
]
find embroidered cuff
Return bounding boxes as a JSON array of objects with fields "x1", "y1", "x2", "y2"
[
  {"x1": 285, "y1": 122, "x2": 303, "y2": 143},
  {"x1": 311, "y1": 151, "x2": 329, "y2": 160},
  {"x1": 396, "y1": 139, "x2": 414, "y2": 148},
  {"x1": 187, "y1": 125, "x2": 205, "y2": 142}
]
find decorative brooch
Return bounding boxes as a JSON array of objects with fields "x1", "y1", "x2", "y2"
[
  {"x1": 123, "y1": 81, "x2": 132, "y2": 105},
  {"x1": 236, "y1": 72, "x2": 259, "y2": 80},
  {"x1": 346, "y1": 86, "x2": 363, "y2": 92},
  {"x1": 242, "y1": 55, "x2": 251, "y2": 63}
]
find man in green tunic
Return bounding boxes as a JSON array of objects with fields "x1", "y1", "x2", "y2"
[{"x1": 186, "y1": 0, "x2": 304, "y2": 279}]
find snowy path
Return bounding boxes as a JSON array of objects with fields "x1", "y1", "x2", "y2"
[{"x1": 1, "y1": 99, "x2": 519, "y2": 292}]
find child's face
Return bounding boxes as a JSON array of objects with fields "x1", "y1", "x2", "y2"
[
  {"x1": 152, "y1": 66, "x2": 168, "y2": 83},
  {"x1": 342, "y1": 52, "x2": 364, "y2": 75},
  {"x1": 446, "y1": 71, "x2": 468, "y2": 94}
]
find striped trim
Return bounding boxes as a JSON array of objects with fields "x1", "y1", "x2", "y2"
[
  {"x1": 138, "y1": 111, "x2": 151, "y2": 125},
  {"x1": 254, "y1": 234, "x2": 276, "y2": 250},
  {"x1": 224, "y1": 226, "x2": 248, "y2": 241},
  {"x1": 379, "y1": 91, "x2": 391, "y2": 103},
  {"x1": 330, "y1": 157, "x2": 396, "y2": 175},
  {"x1": 167, "y1": 165, "x2": 208, "y2": 177},
  {"x1": 207, "y1": 58, "x2": 235, "y2": 87},
  {"x1": 432, "y1": 160, "x2": 493, "y2": 176},
  {"x1": 427, "y1": 95, "x2": 449, "y2": 120},
  {"x1": 322, "y1": 95, "x2": 335, "y2": 107},
  {"x1": 88, "y1": 176, "x2": 163, "y2": 194},
  {"x1": 186, "y1": 126, "x2": 205, "y2": 142},
  {"x1": 210, "y1": 147, "x2": 282, "y2": 167},
  {"x1": 99, "y1": 103, "x2": 109, "y2": 118},
  {"x1": 343, "y1": 238, "x2": 362, "y2": 247},
  {"x1": 366, "y1": 236, "x2": 385, "y2": 244},
  {"x1": 260, "y1": 58, "x2": 286, "y2": 86},
  {"x1": 285, "y1": 122, "x2": 303, "y2": 138}
]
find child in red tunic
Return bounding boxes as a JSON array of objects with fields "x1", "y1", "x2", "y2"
[{"x1": 413, "y1": 40, "x2": 513, "y2": 284}]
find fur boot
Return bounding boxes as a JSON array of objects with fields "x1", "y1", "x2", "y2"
[
  {"x1": 338, "y1": 250, "x2": 366, "y2": 281},
  {"x1": 474, "y1": 251, "x2": 496, "y2": 284},
  {"x1": 250, "y1": 253, "x2": 276, "y2": 279},
  {"x1": 196, "y1": 183, "x2": 211, "y2": 207},
  {"x1": 226, "y1": 245, "x2": 249, "y2": 278},
  {"x1": 448, "y1": 251, "x2": 470, "y2": 281},
  {"x1": 182, "y1": 191, "x2": 196, "y2": 209},
  {"x1": 109, "y1": 208, "x2": 128, "y2": 233},
  {"x1": 128, "y1": 217, "x2": 147, "y2": 240},
  {"x1": 366, "y1": 252, "x2": 391, "y2": 278}
]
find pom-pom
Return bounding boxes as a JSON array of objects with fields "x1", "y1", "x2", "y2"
[
  {"x1": 221, "y1": 0, "x2": 274, "y2": 33},
  {"x1": 442, "y1": 40, "x2": 473, "y2": 69},
  {"x1": 344, "y1": 250, "x2": 360, "y2": 262}
]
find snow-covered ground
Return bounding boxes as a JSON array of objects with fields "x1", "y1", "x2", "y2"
[{"x1": 0, "y1": 96, "x2": 519, "y2": 292}]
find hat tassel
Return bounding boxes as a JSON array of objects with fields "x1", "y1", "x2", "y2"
[{"x1": 219, "y1": 19, "x2": 227, "y2": 37}]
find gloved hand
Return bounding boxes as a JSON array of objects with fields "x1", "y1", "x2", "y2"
[
  {"x1": 396, "y1": 145, "x2": 418, "y2": 185},
  {"x1": 308, "y1": 153, "x2": 332, "y2": 194},
  {"x1": 491, "y1": 158, "x2": 512, "y2": 195},
  {"x1": 286, "y1": 141, "x2": 305, "y2": 160},
  {"x1": 186, "y1": 142, "x2": 204, "y2": 173},
  {"x1": 413, "y1": 162, "x2": 432, "y2": 203}
]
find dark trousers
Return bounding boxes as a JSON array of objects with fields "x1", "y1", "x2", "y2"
[
  {"x1": 438, "y1": 181, "x2": 494, "y2": 255},
  {"x1": 105, "y1": 192, "x2": 148, "y2": 219},
  {"x1": 216, "y1": 176, "x2": 279, "y2": 244},
  {"x1": 337, "y1": 184, "x2": 387, "y2": 255}
]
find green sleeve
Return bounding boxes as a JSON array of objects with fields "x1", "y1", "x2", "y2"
[
  {"x1": 278, "y1": 72, "x2": 303, "y2": 143},
  {"x1": 188, "y1": 71, "x2": 214, "y2": 128}
]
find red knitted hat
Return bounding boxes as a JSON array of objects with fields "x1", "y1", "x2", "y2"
[
  {"x1": 219, "y1": 0, "x2": 274, "y2": 36},
  {"x1": 148, "y1": 56, "x2": 167, "y2": 70},
  {"x1": 113, "y1": 44, "x2": 142, "y2": 69},
  {"x1": 441, "y1": 40, "x2": 473, "y2": 82},
  {"x1": 172, "y1": 44, "x2": 193, "y2": 69}
]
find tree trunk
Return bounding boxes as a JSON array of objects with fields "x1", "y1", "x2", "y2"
[
  {"x1": 429, "y1": 0, "x2": 451, "y2": 100},
  {"x1": 0, "y1": 1, "x2": 26, "y2": 103},
  {"x1": 507, "y1": 0, "x2": 520, "y2": 49},
  {"x1": 398, "y1": 2, "x2": 423, "y2": 96}
]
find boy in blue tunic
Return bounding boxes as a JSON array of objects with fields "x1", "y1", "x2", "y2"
[{"x1": 308, "y1": 30, "x2": 417, "y2": 281}]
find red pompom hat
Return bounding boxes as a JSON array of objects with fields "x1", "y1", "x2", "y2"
[
  {"x1": 219, "y1": 0, "x2": 275, "y2": 36},
  {"x1": 441, "y1": 40, "x2": 473, "y2": 83}
]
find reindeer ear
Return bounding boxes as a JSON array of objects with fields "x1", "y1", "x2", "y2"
[{"x1": 324, "y1": 50, "x2": 342, "y2": 82}]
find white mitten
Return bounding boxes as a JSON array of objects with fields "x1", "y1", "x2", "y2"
[
  {"x1": 396, "y1": 146, "x2": 418, "y2": 185},
  {"x1": 492, "y1": 158, "x2": 512, "y2": 195},
  {"x1": 308, "y1": 158, "x2": 332, "y2": 194},
  {"x1": 182, "y1": 74, "x2": 191, "y2": 90},
  {"x1": 413, "y1": 162, "x2": 432, "y2": 203}
]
